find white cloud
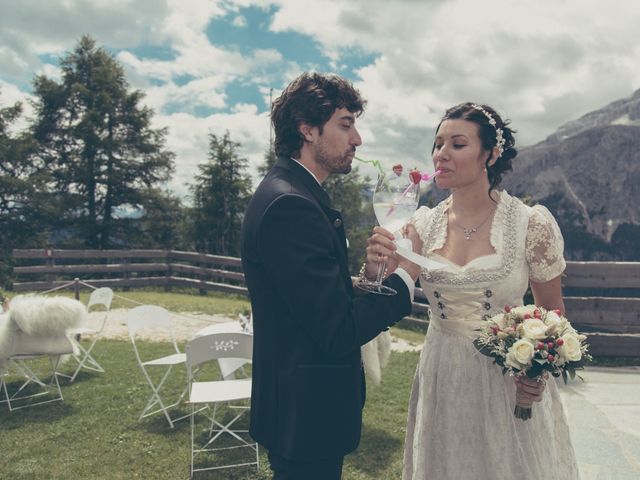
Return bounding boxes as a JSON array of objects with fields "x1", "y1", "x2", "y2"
[
  {"x1": 0, "y1": 81, "x2": 35, "y2": 132},
  {"x1": 2, "y1": 0, "x2": 640, "y2": 200},
  {"x1": 260, "y1": 0, "x2": 640, "y2": 150},
  {"x1": 231, "y1": 15, "x2": 248, "y2": 27},
  {"x1": 155, "y1": 108, "x2": 271, "y2": 198}
]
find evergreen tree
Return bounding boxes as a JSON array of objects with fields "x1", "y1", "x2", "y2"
[
  {"x1": 324, "y1": 168, "x2": 375, "y2": 273},
  {"x1": 135, "y1": 190, "x2": 192, "y2": 250},
  {"x1": 0, "y1": 97, "x2": 50, "y2": 287},
  {"x1": 190, "y1": 131, "x2": 252, "y2": 256},
  {"x1": 30, "y1": 35, "x2": 175, "y2": 249},
  {"x1": 257, "y1": 145, "x2": 277, "y2": 177}
]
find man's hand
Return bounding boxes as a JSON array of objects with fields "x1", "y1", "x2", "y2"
[{"x1": 364, "y1": 224, "x2": 423, "y2": 281}]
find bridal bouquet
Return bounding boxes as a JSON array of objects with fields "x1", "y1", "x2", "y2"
[{"x1": 473, "y1": 305, "x2": 591, "y2": 420}]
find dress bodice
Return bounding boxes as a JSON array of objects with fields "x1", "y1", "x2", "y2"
[{"x1": 411, "y1": 191, "x2": 566, "y2": 329}]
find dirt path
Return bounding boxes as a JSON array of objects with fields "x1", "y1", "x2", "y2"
[
  {"x1": 97, "y1": 308, "x2": 422, "y2": 352},
  {"x1": 96, "y1": 308, "x2": 239, "y2": 342}
]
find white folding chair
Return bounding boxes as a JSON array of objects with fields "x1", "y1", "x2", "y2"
[
  {"x1": 59, "y1": 287, "x2": 113, "y2": 382},
  {"x1": 126, "y1": 305, "x2": 189, "y2": 428},
  {"x1": 186, "y1": 332, "x2": 258, "y2": 476},
  {"x1": 2, "y1": 352, "x2": 70, "y2": 411},
  {"x1": 1, "y1": 296, "x2": 82, "y2": 410},
  {"x1": 192, "y1": 321, "x2": 249, "y2": 380}
]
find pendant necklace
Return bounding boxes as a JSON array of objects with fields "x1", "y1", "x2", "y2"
[{"x1": 458, "y1": 207, "x2": 496, "y2": 240}]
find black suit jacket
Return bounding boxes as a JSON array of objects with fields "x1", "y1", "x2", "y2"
[{"x1": 241, "y1": 157, "x2": 412, "y2": 461}]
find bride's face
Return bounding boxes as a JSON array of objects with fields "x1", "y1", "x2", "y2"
[{"x1": 431, "y1": 119, "x2": 490, "y2": 190}]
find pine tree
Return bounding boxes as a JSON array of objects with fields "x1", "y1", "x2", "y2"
[
  {"x1": 324, "y1": 168, "x2": 375, "y2": 273},
  {"x1": 0, "y1": 97, "x2": 52, "y2": 287},
  {"x1": 190, "y1": 131, "x2": 252, "y2": 256},
  {"x1": 30, "y1": 35, "x2": 175, "y2": 248},
  {"x1": 257, "y1": 145, "x2": 277, "y2": 177}
]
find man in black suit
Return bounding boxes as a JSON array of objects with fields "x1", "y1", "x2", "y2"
[{"x1": 241, "y1": 72, "x2": 421, "y2": 479}]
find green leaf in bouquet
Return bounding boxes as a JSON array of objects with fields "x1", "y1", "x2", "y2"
[
  {"x1": 569, "y1": 369, "x2": 576, "y2": 380},
  {"x1": 473, "y1": 339, "x2": 494, "y2": 357},
  {"x1": 561, "y1": 369, "x2": 568, "y2": 384}
]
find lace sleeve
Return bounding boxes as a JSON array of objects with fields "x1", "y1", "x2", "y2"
[
  {"x1": 409, "y1": 206, "x2": 433, "y2": 249},
  {"x1": 525, "y1": 205, "x2": 566, "y2": 283}
]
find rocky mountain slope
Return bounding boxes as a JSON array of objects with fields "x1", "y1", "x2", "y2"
[{"x1": 502, "y1": 89, "x2": 640, "y2": 260}]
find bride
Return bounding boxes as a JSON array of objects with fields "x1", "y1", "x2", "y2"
[{"x1": 366, "y1": 102, "x2": 580, "y2": 479}]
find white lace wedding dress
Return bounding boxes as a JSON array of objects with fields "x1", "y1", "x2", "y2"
[{"x1": 403, "y1": 190, "x2": 580, "y2": 480}]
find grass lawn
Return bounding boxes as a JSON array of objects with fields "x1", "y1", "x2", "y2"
[
  {"x1": 2, "y1": 289, "x2": 637, "y2": 478},
  {"x1": 6, "y1": 288, "x2": 253, "y2": 318},
  {"x1": 0, "y1": 339, "x2": 420, "y2": 480}
]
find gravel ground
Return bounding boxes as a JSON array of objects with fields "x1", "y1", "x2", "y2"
[{"x1": 96, "y1": 308, "x2": 422, "y2": 352}]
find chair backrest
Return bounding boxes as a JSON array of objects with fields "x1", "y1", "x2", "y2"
[
  {"x1": 185, "y1": 333, "x2": 253, "y2": 372},
  {"x1": 85, "y1": 287, "x2": 113, "y2": 331},
  {"x1": 125, "y1": 305, "x2": 181, "y2": 355},
  {"x1": 126, "y1": 305, "x2": 172, "y2": 337},
  {"x1": 88, "y1": 287, "x2": 113, "y2": 311}
]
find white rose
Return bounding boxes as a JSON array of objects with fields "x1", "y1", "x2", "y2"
[
  {"x1": 491, "y1": 313, "x2": 509, "y2": 330},
  {"x1": 521, "y1": 319, "x2": 548, "y2": 340},
  {"x1": 506, "y1": 339, "x2": 535, "y2": 368},
  {"x1": 557, "y1": 334, "x2": 582, "y2": 362},
  {"x1": 544, "y1": 310, "x2": 566, "y2": 329},
  {"x1": 510, "y1": 305, "x2": 537, "y2": 318}
]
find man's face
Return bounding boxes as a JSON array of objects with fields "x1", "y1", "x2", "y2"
[{"x1": 313, "y1": 107, "x2": 362, "y2": 175}]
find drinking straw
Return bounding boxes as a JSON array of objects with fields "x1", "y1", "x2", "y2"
[{"x1": 354, "y1": 156, "x2": 385, "y2": 176}]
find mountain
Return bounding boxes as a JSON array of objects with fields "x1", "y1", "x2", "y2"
[{"x1": 502, "y1": 89, "x2": 640, "y2": 260}]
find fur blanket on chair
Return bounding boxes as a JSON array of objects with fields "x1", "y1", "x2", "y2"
[
  {"x1": 361, "y1": 330, "x2": 392, "y2": 386},
  {"x1": 0, "y1": 295, "x2": 87, "y2": 369}
]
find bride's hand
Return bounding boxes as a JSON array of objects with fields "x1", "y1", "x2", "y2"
[
  {"x1": 396, "y1": 224, "x2": 422, "y2": 281},
  {"x1": 514, "y1": 375, "x2": 547, "y2": 404}
]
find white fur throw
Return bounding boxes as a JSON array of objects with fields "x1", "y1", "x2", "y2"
[
  {"x1": 361, "y1": 330, "x2": 392, "y2": 386},
  {"x1": 0, "y1": 295, "x2": 87, "y2": 368}
]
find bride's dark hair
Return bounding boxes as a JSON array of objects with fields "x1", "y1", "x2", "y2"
[{"x1": 434, "y1": 102, "x2": 517, "y2": 197}]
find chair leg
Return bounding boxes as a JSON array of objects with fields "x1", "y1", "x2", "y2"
[
  {"x1": 57, "y1": 336, "x2": 104, "y2": 382},
  {"x1": 2, "y1": 356, "x2": 65, "y2": 411},
  {"x1": 191, "y1": 401, "x2": 196, "y2": 478},
  {"x1": 138, "y1": 365, "x2": 190, "y2": 428},
  {"x1": 190, "y1": 402, "x2": 258, "y2": 473}
]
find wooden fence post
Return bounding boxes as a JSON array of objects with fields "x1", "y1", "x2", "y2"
[
  {"x1": 122, "y1": 253, "x2": 130, "y2": 292},
  {"x1": 73, "y1": 278, "x2": 80, "y2": 300},
  {"x1": 45, "y1": 247, "x2": 54, "y2": 283},
  {"x1": 165, "y1": 249, "x2": 172, "y2": 292}
]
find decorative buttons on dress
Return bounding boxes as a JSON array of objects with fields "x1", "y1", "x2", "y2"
[
  {"x1": 433, "y1": 291, "x2": 440, "y2": 298},
  {"x1": 483, "y1": 302, "x2": 492, "y2": 310},
  {"x1": 485, "y1": 289, "x2": 493, "y2": 298},
  {"x1": 333, "y1": 218, "x2": 342, "y2": 228},
  {"x1": 440, "y1": 313, "x2": 447, "y2": 319},
  {"x1": 437, "y1": 302, "x2": 445, "y2": 310}
]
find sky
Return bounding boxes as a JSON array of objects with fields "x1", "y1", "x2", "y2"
[{"x1": 1, "y1": 0, "x2": 640, "y2": 200}]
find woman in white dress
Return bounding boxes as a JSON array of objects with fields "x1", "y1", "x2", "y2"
[{"x1": 367, "y1": 103, "x2": 580, "y2": 479}]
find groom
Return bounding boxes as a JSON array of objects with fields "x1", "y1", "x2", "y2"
[{"x1": 241, "y1": 72, "x2": 421, "y2": 479}]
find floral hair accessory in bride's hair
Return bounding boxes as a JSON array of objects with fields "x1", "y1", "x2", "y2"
[{"x1": 470, "y1": 104, "x2": 506, "y2": 157}]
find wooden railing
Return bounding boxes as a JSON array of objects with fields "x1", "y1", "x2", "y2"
[
  {"x1": 10, "y1": 250, "x2": 640, "y2": 357},
  {"x1": 11, "y1": 249, "x2": 247, "y2": 296},
  {"x1": 561, "y1": 262, "x2": 640, "y2": 356}
]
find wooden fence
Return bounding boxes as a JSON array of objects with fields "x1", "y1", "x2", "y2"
[
  {"x1": 10, "y1": 249, "x2": 640, "y2": 357},
  {"x1": 11, "y1": 249, "x2": 247, "y2": 297}
]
